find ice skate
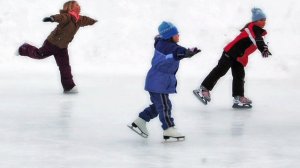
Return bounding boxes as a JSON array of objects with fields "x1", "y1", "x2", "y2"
[
  {"x1": 64, "y1": 86, "x2": 78, "y2": 94},
  {"x1": 232, "y1": 96, "x2": 252, "y2": 109},
  {"x1": 15, "y1": 48, "x2": 20, "y2": 56},
  {"x1": 163, "y1": 127, "x2": 185, "y2": 142},
  {"x1": 127, "y1": 117, "x2": 149, "y2": 138},
  {"x1": 193, "y1": 86, "x2": 211, "y2": 105}
]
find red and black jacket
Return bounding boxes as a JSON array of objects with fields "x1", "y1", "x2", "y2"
[{"x1": 224, "y1": 22, "x2": 267, "y2": 66}]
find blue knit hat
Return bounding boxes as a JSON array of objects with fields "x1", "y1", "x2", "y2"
[
  {"x1": 252, "y1": 8, "x2": 266, "y2": 22},
  {"x1": 158, "y1": 21, "x2": 179, "y2": 39}
]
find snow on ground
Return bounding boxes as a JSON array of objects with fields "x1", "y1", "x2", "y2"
[{"x1": 1, "y1": 0, "x2": 300, "y2": 78}]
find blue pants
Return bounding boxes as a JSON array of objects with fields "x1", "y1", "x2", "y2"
[{"x1": 139, "y1": 92, "x2": 174, "y2": 130}]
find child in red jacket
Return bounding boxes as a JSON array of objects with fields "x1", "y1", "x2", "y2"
[
  {"x1": 17, "y1": 1, "x2": 97, "y2": 93},
  {"x1": 193, "y1": 8, "x2": 272, "y2": 108}
]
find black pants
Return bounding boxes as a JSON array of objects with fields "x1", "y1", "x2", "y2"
[{"x1": 201, "y1": 52, "x2": 245, "y2": 97}]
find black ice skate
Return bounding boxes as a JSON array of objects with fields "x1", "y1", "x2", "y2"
[
  {"x1": 232, "y1": 96, "x2": 252, "y2": 109},
  {"x1": 64, "y1": 86, "x2": 78, "y2": 94},
  {"x1": 193, "y1": 86, "x2": 211, "y2": 105},
  {"x1": 127, "y1": 117, "x2": 149, "y2": 138}
]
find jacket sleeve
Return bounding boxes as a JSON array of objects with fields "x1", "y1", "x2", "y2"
[
  {"x1": 253, "y1": 26, "x2": 267, "y2": 52},
  {"x1": 51, "y1": 14, "x2": 71, "y2": 24},
  {"x1": 78, "y1": 16, "x2": 97, "y2": 27},
  {"x1": 172, "y1": 45, "x2": 187, "y2": 60}
]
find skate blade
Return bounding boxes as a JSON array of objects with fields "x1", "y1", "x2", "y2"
[
  {"x1": 232, "y1": 103, "x2": 252, "y2": 109},
  {"x1": 127, "y1": 125, "x2": 148, "y2": 138},
  {"x1": 193, "y1": 90, "x2": 208, "y2": 105},
  {"x1": 162, "y1": 136, "x2": 185, "y2": 143}
]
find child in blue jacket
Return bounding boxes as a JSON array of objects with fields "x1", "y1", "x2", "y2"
[{"x1": 128, "y1": 21, "x2": 200, "y2": 140}]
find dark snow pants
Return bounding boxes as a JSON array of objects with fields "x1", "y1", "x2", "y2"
[
  {"x1": 139, "y1": 92, "x2": 175, "y2": 130},
  {"x1": 201, "y1": 52, "x2": 245, "y2": 97},
  {"x1": 19, "y1": 40, "x2": 75, "y2": 91}
]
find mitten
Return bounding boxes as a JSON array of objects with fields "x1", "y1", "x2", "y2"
[
  {"x1": 43, "y1": 17, "x2": 54, "y2": 22},
  {"x1": 262, "y1": 45, "x2": 272, "y2": 58},
  {"x1": 185, "y1": 47, "x2": 201, "y2": 58}
]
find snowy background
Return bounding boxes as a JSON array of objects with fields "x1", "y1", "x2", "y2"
[{"x1": 0, "y1": 0, "x2": 300, "y2": 168}]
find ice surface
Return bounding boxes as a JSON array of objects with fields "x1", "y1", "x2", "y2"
[{"x1": 0, "y1": 70, "x2": 299, "y2": 168}]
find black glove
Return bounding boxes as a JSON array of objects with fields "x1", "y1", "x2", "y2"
[
  {"x1": 262, "y1": 45, "x2": 272, "y2": 58},
  {"x1": 184, "y1": 47, "x2": 201, "y2": 58},
  {"x1": 43, "y1": 17, "x2": 54, "y2": 22}
]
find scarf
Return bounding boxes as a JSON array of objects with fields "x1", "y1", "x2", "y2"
[{"x1": 69, "y1": 11, "x2": 80, "y2": 22}]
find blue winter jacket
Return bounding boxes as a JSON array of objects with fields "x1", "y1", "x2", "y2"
[{"x1": 145, "y1": 37, "x2": 187, "y2": 94}]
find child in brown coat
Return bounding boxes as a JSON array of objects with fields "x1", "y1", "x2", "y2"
[{"x1": 17, "y1": 1, "x2": 97, "y2": 93}]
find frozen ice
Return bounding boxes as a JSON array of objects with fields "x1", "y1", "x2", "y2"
[{"x1": 0, "y1": 71, "x2": 299, "y2": 168}]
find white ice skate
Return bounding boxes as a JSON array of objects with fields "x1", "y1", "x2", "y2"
[
  {"x1": 127, "y1": 117, "x2": 149, "y2": 138},
  {"x1": 193, "y1": 86, "x2": 211, "y2": 105},
  {"x1": 15, "y1": 48, "x2": 20, "y2": 56},
  {"x1": 163, "y1": 127, "x2": 185, "y2": 141},
  {"x1": 232, "y1": 96, "x2": 252, "y2": 109},
  {"x1": 64, "y1": 86, "x2": 78, "y2": 94}
]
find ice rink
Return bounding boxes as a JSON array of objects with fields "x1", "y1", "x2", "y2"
[{"x1": 0, "y1": 67, "x2": 299, "y2": 168}]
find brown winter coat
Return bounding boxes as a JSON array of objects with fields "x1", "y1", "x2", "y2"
[{"x1": 47, "y1": 13, "x2": 96, "y2": 49}]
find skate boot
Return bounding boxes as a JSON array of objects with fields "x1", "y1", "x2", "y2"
[
  {"x1": 193, "y1": 85, "x2": 211, "y2": 105},
  {"x1": 64, "y1": 86, "x2": 78, "y2": 94},
  {"x1": 163, "y1": 127, "x2": 185, "y2": 141},
  {"x1": 128, "y1": 117, "x2": 149, "y2": 138},
  {"x1": 15, "y1": 48, "x2": 20, "y2": 56},
  {"x1": 232, "y1": 96, "x2": 252, "y2": 109}
]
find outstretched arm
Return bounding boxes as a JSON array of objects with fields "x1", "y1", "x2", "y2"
[
  {"x1": 79, "y1": 16, "x2": 97, "y2": 27},
  {"x1": 43, "y1": 14, "x2": 71, "y2": 24},
  {"x1": 173, "y1": 46, "x2": 201, "y2": 60},
  {"x1": 253, "y1": 26, "x2": 272, "y2": 57}
]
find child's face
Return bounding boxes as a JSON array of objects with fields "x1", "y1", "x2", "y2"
[
  {"x1": 172, "y1": 34, "x2": 180, "y2": 43},
  {"x1": 72, "y1": 2, "x2": 81, "y2": 14},
  {"x1": 255, "y1": 19, "x2": 266, "y2": 28}
]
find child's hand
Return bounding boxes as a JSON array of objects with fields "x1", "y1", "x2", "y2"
[
  {"x1": 43, "y1": 17, "x2": 54, "y2": 22},
  {"x1": 189, "y1": 47, "x2": 201, "y2": 54},
  {"x1": 185, "y1": 47, "x2": 201, "y2": 58},
  {"x1": 262, "y1": 45, "x2": 272, "y2": 58}
]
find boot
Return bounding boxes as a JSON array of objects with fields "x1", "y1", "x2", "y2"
[
  {"x1": 64, "y1": 86, "x2": 78, "y2": 94},
  {"x1": 193, "y1": 85, "x2": 211, "y2": 105},
  {"x1": 163, "y1": 127, "x2": 185, "y2": 140},
  {"x1": 200, "y1": 86, "x2": 211, "y2": 101},
  {"x1": 234, "y1": 96, "x2": 252, "y2": 104},
  {"x1": 128, "y1": 117, "x2": 149, "y2": 138},
  {"x1": 232, "y1": 96, "x2": 252, "y2": 109}
]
